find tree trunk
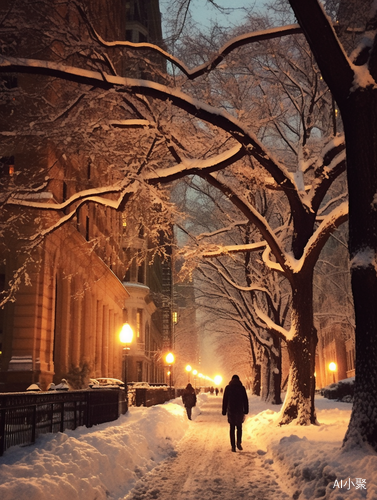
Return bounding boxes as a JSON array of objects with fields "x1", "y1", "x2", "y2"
[
  {"x1": 248, "y1": 332, "x2": 261, "y2": 395},
  {"x1": 251, "y1": 363, "x2": 261, "y2": 396},
  {"x1": 279, "y1": 272, "x2": 317, "y2": 425},
  {"x1": 271, "y1": 337, "x2": 282, "y2": 405},
  {"x1": 342, "y1": 88, "x2": 377, "y2": 450},
  {"x1": 260, "y1": 348, "x2": 270, "y2": 402}
]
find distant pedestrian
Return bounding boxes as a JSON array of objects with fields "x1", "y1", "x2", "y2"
[
  {"x1": 215, "y1": 387, "x2": 219, "y2": 396},
  {"x1": 182, "y1": 383, "x2": 197, "y2": 420},
  {"x1": 222, "y1": 375, "x2": 249, "y2": 452}
]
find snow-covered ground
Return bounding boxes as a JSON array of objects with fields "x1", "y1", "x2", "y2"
[{"x1": 0, "y1": 392, "x2": 375, "y2": 499}]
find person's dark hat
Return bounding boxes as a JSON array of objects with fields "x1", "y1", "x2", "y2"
[{"x1": 231, "y1": 374, "x2": 240, "y2": 380}]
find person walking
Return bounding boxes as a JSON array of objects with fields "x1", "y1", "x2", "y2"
[
  {"x1": 222, "y1": 374, "x2": 249, "y2": 452},
  {"x1": 182, "y1": 383, "x2": 197, "y2": 420}
]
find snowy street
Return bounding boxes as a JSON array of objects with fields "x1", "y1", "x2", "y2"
[
  {"x1": 124, "y1": 396, "x2": 290, "y2": 500},
  {"x1": 1, "y1": 392, "x2": 376, "y2": 500}
]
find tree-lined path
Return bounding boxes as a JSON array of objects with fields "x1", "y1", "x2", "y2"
[{"x1": 123, "y1": 397, "x2": 290, "y2": 500}]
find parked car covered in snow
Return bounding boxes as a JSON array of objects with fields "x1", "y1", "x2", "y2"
[{"x1": 90, "y1": 377, "x2": 125, "y2": 389}]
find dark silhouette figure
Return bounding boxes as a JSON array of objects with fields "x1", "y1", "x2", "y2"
[
  {"x1": 182, "y1": 383, "x2": 197, "y2": 420},
  {"x1": 222, "y1": 375, "x2": 249, "y2": 452},
  {"x1": 215, "y1": 387, "x2": 219, "y2": 396}
]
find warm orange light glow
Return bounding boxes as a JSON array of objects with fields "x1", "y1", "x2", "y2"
[
  {"x1": 329, "y1": 362, "x2": 337, "y2": 372},
  {"x1": 214, "y1": 375, "x2": 223, "y2": 385},
  {"x1": 166, "y1": 352, "x2": 175, "y2": 365},
  {"x1": 186, "y1": 365, "x2": 192, "y2": 372},
  {"x1": 119, "y1": 323, "x2": 133, "y2": 345},
  {"x1": 192, "y1": 369, "x2": 198, "y2": 376}
]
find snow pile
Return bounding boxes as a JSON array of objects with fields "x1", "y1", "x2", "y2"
[
  {"x1": 0, "y1": 393, "x2": 207, "y2": 500},
  {"x1": 1, "y1": 392, "x2": 377, "y2": 500},
  {"x1": 245, "y1": 395, "x2": 376, "y2": 499}
]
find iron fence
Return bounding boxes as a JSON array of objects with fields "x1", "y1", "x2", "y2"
[
  {"x1": 133, "y1": 387, "x2": 175, "y2": 407},
  {"x1": 0, "y1": 389, "x2": 123, "y2": 456}
]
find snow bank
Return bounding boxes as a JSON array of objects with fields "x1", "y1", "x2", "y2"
[
  {"x1": 245, "y1": 395, "x2": 375, "y2": 499},
  {"x1": 1, "y1": 392, "x2": 376, "y2": 500},
  {"x1": 0, "y1": 393, "x2": 208, "y2": 500}
]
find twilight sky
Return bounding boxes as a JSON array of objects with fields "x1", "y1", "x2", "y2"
[{"x1": 160, "y1": 0, "x2": 268, "y2": 32}]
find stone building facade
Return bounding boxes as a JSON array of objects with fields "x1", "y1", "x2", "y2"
[{"x1": 0, "y1": 0, "x2": 171, "y2": 392}]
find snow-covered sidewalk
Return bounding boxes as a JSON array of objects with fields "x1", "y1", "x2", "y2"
[
  {"x1": 124, "y1": 396, "x2": 290, "y2": 500},
  {"x1": 0, "y1": 393, "x2": 376, "y2": 499}
]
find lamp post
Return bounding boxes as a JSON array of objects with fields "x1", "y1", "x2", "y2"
[
  {"x1": 119, "y1": 323, "x2": 133, "y2": 408},
  {"x1": 329, "y1": 362, "x2": 337, "y2": 384},
  {"x1": 165, "y1": 352, "x2": 175, "y2": 388},
  {"x1": 185, "y1": 365, "x2": 192, "y2": 383}
]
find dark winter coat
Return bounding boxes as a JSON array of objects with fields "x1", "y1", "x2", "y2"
[
  {"x1": 182, "y1": 384, "x2": 197, "y2": 408},
  {"x1": 222, "y1": 378, "x2": 249, "y2": 426}
]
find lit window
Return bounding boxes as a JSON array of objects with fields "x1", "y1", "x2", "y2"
[{"x1": 136, "y1": 309, "x2": 142, "y2": 339}]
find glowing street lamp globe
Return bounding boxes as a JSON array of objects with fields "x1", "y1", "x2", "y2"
[
  {"x1": 329, "y1": 362, "x2": 337, "y2": 384},
  {"x1": 166, "y1": 352, "x2": 175, "y2": 365},
  {"x1": 214, "y1": 375, "x2": 223, "y2": 386},
  {"x1": 329, "y1": 362, "x2": 337, "y2": 372},
  {"x1": 119, "y1": 323, "x2": 133, "y2": 345}
]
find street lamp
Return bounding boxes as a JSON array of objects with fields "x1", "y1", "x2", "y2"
[
  {"x1": 185, "y1": 365, "x2": 192, "y2": 383},
  {"x1": 329, "y1": 362, "x2": 337, "y2": 384},
  {"x1": 119, "y1": 323, "x2": 134, "y2": 403},
  {"x1": 165, "y1": 352, "x2": 175, "y2": 388}
]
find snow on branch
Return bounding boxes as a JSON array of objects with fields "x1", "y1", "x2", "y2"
[
  {"x1": 262, "y1": 246, "x2": 284, "y2": 274},
  {"x1": 202, "y1": 241, "x2": 267, "y2": 258},
  {"x1": 213, "y1": 266, "x2": 270, "y2": 295},
  {"x1": 253, "y1": 300, "x2": 290, "y2": 341},
  {"x1": 205, "y1": 172, "x2": 290, "y2": 272},
  {"x1": 145, "y1": 145, "x2": 246, "y2": 184},
  {"x1": 7, "y1": 182, "x2": 135, "y2": 211},
  {"x1": 285, "y1": 201, "x2": 349, "y2": 273},
  {"x1": 109, "y1": 119, "x2": 152, "y2": 128},
  {"x1": 196, "y1": 220, "x2": 249, "y2": 241},
  {"x1": 0, "y1": 55, "x2": 297, "y2": 192},
  {"x1": 78, "y1": 1, "x2": 302, "y2": 80}
]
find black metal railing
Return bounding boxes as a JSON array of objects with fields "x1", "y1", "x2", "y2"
[
  {"x1": 132, "y1": 387, "x2": 175, "y2": 407},
  {"x1": 0, "y1": 389, "x2": 124, "y2": 456}
]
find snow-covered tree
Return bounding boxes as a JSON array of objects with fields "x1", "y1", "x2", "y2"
[
  {"x1": 287, "y1": 0, "x2": 377, "y2": 452},
  {"x1": 173, "y1": 177, "x2": 288, "y2": 404},
  {"x1": 0, "y1": 0, "x2": 347, "y2": 426}
]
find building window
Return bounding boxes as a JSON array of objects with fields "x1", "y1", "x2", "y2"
[
  {"x1": 137, "y1": 259, "x2": 145, "y2": 283},
  {"x1": 136, "y1": 309, "x2": 142, "y2": 340},
  {"x1": 136, "y1": 361, "x2": 143, "y2": 382},
  {"x1": 347, "y1": 347, "x2": 355, "y2": 372},
  {"x1": 0, "y1": 156, "x2": 15, "y2": 177}
]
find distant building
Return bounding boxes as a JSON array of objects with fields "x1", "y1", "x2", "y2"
[
  {"x1": 172, "y1": 275, "x2": 200, "y2": 388},
  {"x1": 315, "y1": 319, "x2": 355, "y2": 389}
]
